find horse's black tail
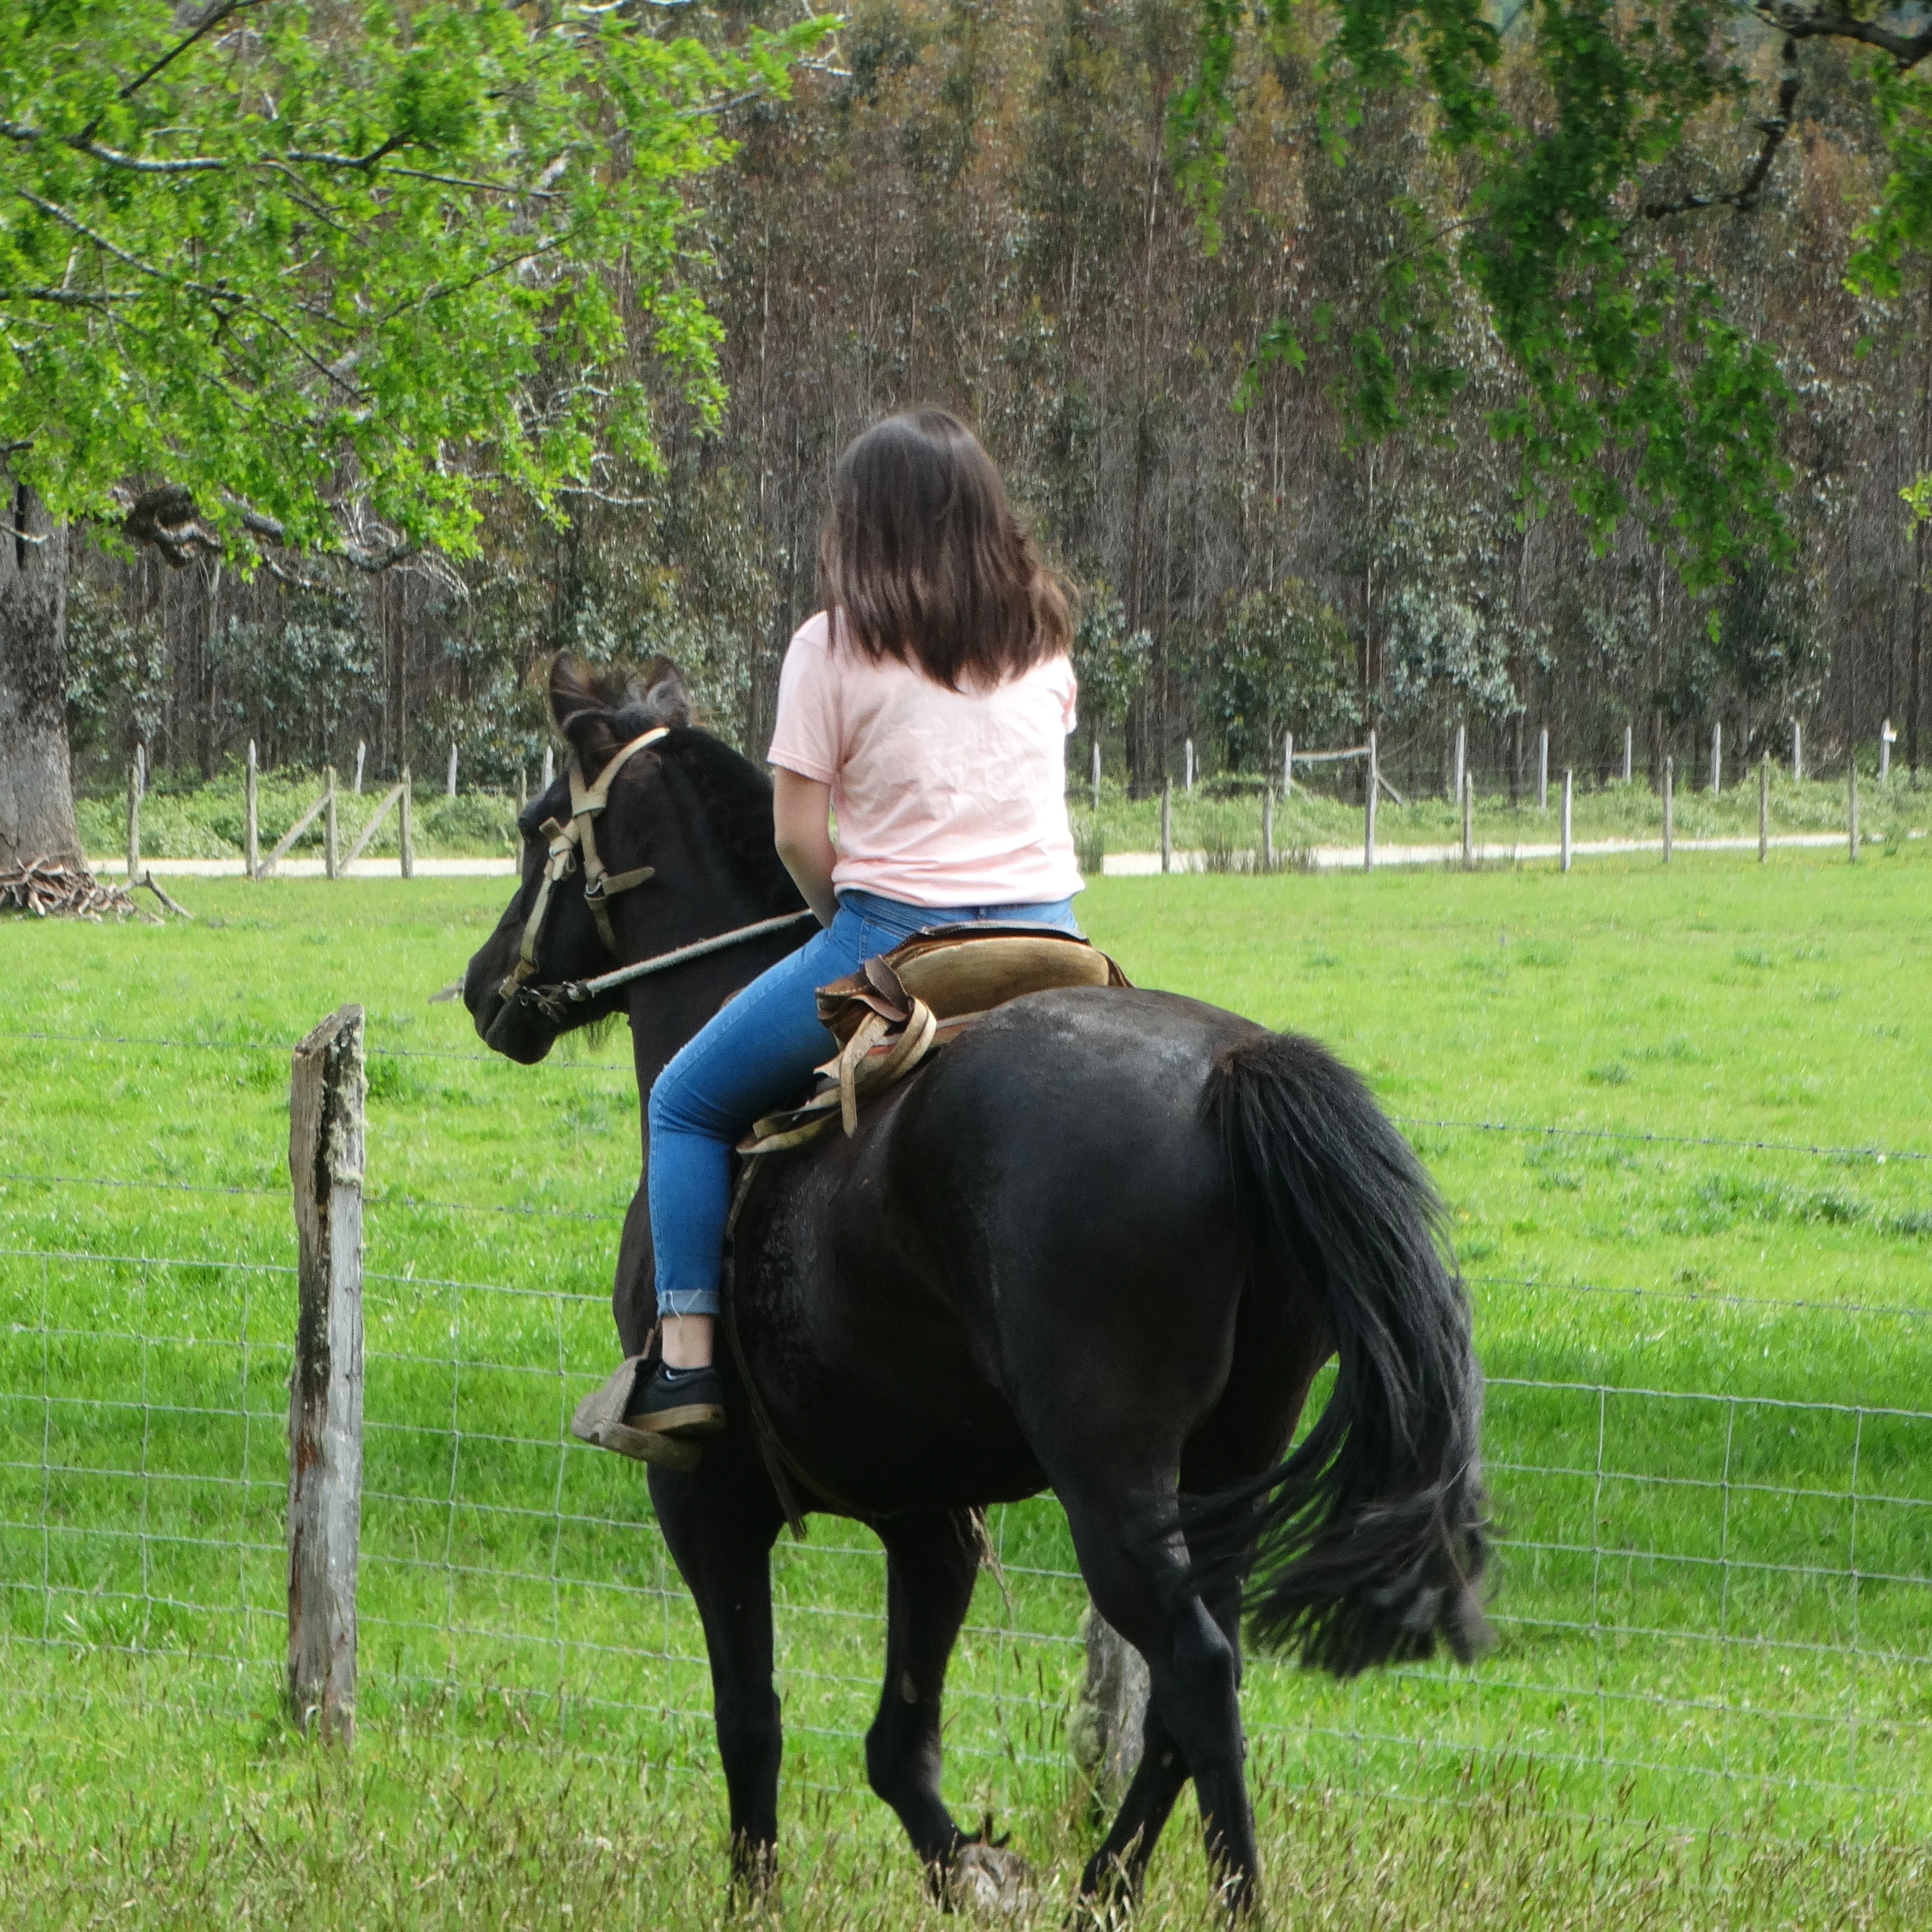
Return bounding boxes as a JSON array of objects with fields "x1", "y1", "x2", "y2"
[{"x1": 1189, "y1": 1030, "x2": 1491, "y2": 1678}]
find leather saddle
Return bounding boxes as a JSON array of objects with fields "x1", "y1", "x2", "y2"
[{"x1": 738, "y1": 923, "x2": 1131, "y2": 1154}]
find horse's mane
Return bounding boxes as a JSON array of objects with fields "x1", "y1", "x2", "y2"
[
  {"x1": 548, "y1": 654, "x2": 802, "y2": 914},
  {"x1": 653, "y1": 727, "x2": 803, "y2": 913}
]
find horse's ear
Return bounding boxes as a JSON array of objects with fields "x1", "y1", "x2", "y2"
[
  {"x1": 631, "y1": 656, "x2": 694, "y2": 729},
  {"x1": 549, "y1": 653, "x2": 624, "y2": 768}
]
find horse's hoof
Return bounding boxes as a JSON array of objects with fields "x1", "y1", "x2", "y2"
[{"x1": 950, "y1": 1841, "x2": 1035, "y2": 1917}]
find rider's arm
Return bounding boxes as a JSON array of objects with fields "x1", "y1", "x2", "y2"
[{"x1": 773, "y1": 768, "x2": 838, "y2": 927}]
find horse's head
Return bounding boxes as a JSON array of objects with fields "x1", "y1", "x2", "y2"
[{"x1": 464, "y1": 653, "x2": 803, "y2": 1064}]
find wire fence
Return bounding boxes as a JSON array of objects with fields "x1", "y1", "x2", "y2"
[{"x1": 3, "y1": 1029, "x2": 1931, "y2": 1843}]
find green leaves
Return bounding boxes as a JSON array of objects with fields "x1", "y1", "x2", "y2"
[
  {"x1": 1189, "y1": 0, "x2": 1917, "y2": 590},
  {"x1": 0, "y1": 0, "x2": 832, "y2": 564}
]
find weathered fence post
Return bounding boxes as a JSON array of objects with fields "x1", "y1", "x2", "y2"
[
  {"x1": 1849, "y1": 754, "x2": 1860, "y2": 863},
  {"x1": 1091, "y1": 739, "x2": 1101, "y2": 812},
  {"x1": 1070, "y1": 1604, "x2": 1149, "y2": 1808},
  {"x1": 1663, "y1": 756, "x2": 1674, "y2": 864},
  {"x1": 1282, "y1": 731, "x2": 1293, "y2": 796},
  {"x1": 1537, "y1": 727, "x2": 1549, "y2": 811},
  {"x1": 399, "y1": 765, "x2": 414, "y2": 881},
  {"x1": 1759, "y1": 755, "x2": 1770, "y2": 863},
  {"x1": 353, "y1": 741, "x2": 366, "y2": 796},
  {"x1": 1561, "y1": 769, "x2": 1574, "y2": 873},
  {"x1": 1792, "y1": 720, "x2": 1803, "y2": 782},
  {"x1": 446, "y1": 744, "x2": 459, "y2": 799},
  {"x1": 1710, "y1": 721, "x2": 1722, "y2": 796},
  {"x1": 323, "y1": 767, "x2": 339, "y2": 881},
  {"x1": 1461, "y1": 769, "x2": 1474, "y2": 870},
  {"x1": 1364, "y1": 728, "x2": 1378, "y2": 873},
  {"x1": 287, "y1": 1004, "x2": 365, "y2": 1744},
  {"x1": 245, "y1": 740, "x2": 260, "y2": 880},
  {"x1": 1262, "y1": 785, "x2": 1275, "y2": 873},
  {"x1": 1623, "y1": 724, "x2": 1633, "y2": 785},
  {"x1": 1160, "y1": 779, "x2": 1173, "y2": 875},
  {"x1": 1452, "y1": 723, "x2": 1465, "y2": 805},
  {"x1": 1184, "y1": 739, "x2": 1195, "y2": 794},
  {"x1": 125, "y1": 758, "x2": 141, "y2": 881}
]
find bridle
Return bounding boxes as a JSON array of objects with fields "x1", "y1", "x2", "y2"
[
  {"x1": 497, "y1": 724, "x2": 819, "y2": 1022},
  {"x1": 499, "y1": 726, "x2": 669, "y2": 1000}
]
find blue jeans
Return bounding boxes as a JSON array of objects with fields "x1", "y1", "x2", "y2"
[{"x1": 648, "y1": 888, "x2": 1082, "y2": 1318}]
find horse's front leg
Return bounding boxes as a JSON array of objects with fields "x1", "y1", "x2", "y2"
[{"x1": 649, "y1": 1453, "x2": 786, "y2": 1893}]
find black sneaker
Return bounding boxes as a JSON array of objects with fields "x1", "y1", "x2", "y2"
[{"x1": 623, "y1": 1361, "x2": 727, "y2": 1439}]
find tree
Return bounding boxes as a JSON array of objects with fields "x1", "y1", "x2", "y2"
[
  {"x1": 1201, "y1": 580, "x2": 1356, "y2": 770},
  {"x1": 1184, "y1": 0, "x2": 1932, "y2": 595},
  {"x1": 0, "y1": 0, "x2": 827, "y2": 880}
]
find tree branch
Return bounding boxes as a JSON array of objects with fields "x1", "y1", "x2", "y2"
[
  {"x1": 1642, "y1": 46, "x2": 1802, "y2": 220},
  {"x1": 1753, "y1": 3, "x2": 1932, "y2": 70},
  {"x1": 113, "y1": 0, "x2": 272, "y2": 105}
]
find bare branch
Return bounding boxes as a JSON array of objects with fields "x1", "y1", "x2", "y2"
[
  {"x1": 114, "y1": 0, "x2": 274, "y2": 105},
  {"x1": 1753, "y1": 3, "x2": 1932, "y2": 69},
  {"x1": 1642, "y1": 48, "x2": 1802, "y2": 220}
]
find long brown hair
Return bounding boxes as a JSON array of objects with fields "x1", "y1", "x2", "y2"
[{"x1": 819, "y1": 408, "x2": 1071, "y2": 691}]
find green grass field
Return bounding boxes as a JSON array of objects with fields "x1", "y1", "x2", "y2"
[{"x1": 2, "y1": 844, "x2": 1929, "y2": 1927}]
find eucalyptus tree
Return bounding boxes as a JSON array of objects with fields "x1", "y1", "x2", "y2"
[
  {"x1": 0, "y1": 0, "x2": 826, "y2": 878},
  {"x1": 1182, "y1": 0, "x2": 1932, "y2": 605}
]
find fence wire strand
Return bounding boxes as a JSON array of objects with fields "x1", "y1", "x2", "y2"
[{"x1": 5, "y1": 1023, "x2": 1932, "y2": 1845}]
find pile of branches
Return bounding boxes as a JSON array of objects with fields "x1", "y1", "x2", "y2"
[{"x1": 0, "y1": 860, "x2": 157, "y2": 922}]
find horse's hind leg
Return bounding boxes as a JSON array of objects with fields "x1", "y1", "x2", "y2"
[
  {"x1": 1078, "y1": 1567, "x2": 1244, "y2": 1910},
  {"x1": 866, "y1": 1508, "x2": 982, "y2": 1875},
  {"x1": 1059, "y1": 1484, "x2": 1259, "y2": 1916}
]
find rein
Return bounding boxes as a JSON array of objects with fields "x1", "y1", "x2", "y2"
[{"x1": 520, "y1": 908, "x2": 820, "y2": 1023}]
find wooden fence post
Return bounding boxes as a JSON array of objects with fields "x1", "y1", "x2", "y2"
[
  {"x1": 1452, "y1": 722, "x2": 1465, "y2": 805},
  {"x1": 323, "y1": 767, "x2": 339, "y2": 881},
  {"x1": 245, "y1": 740, "x2": 260, "y2": 880},
  {"x1": 1364, "y1": 729, "x2": 1378, "y2": 873},
  {"x1": 1561, "y1": 769, "x2": 1573, "y2": 873},
  {"x1": 1792, "y1": 720, "x2": 1803, "y2": 782},
  {"x1": 1160, "y1": 779, "x2": 1173, "y2": 875},
  {"x1": 1623, "y1": 724, "x2": 1633, "y2": 785},
  {"x1": 1262, "y1": 785, "x2": 1276, "y2": 873},
  {"x1": 1849, "y1": 754, "x2": 1859, "y2": 863},
  {"x1": 1461, "y1": 770, "x2": 1474, "y2": 870},
  {"x1": 353, "y1": 741, "x2": 366, "y2": 796},
  {"x1": 125, "y1": 758, "x2": 140, "y2": 881},
  {"x1": 1759, "y1": 755, "x2": 1770, "y2": 863},
  {"x1": 1070, "y1": 1604, "x2": 1149, "y2": 1808},
  {"x1": 1283, "y1": 731, "x2": 1293, "y2": 797},
  {"x1": 1663, "y1": 756, "x2": 1674, "y2": 864},
  {"x1": 446, "y1": 743, "x2": 459, "y2": 799},
  {"x1": 287, "y1": 1004, "x2": 365, "y2": 1744},
  {"x1": 1184, "y1": 739, "x2": 1195, "y2": 794},
  {"x1": 399, "y1": 765, "x2": 414, "y2": 880},
  {"x1": 1710, "y1": 721, "x2": 1722, "y2": 797},
  {"x1": 1537, "y1": 727, "x2": 1549, "y2": 811}
]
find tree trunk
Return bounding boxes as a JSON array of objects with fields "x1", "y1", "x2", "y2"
[{"x1": 0, "y1": 479, "x2": 80, "y2": 869}]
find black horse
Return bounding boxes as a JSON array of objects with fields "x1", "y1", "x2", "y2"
[{"x1": 465, "y1": 657, "x2": 1490, "y2": 1916}]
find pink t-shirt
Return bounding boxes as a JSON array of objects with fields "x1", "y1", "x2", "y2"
[{"x1": 767, "y1": 611, "x2": 1083, "y2": 908}]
